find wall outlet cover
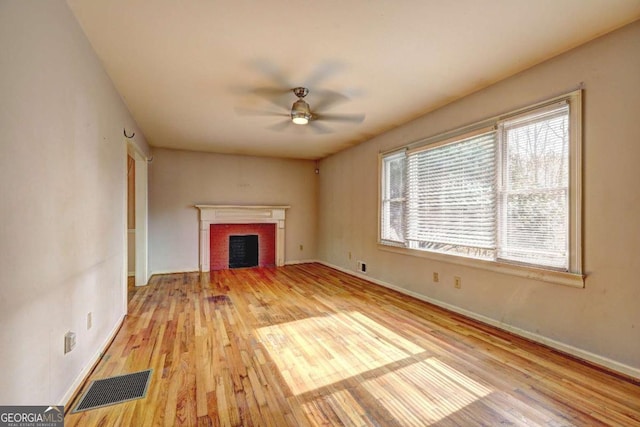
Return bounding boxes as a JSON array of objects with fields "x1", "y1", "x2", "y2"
[
  {"x1": 454, "y1": 276, "x2": 462, "y2": 289},
  {"x1": 64, "y1": 331, "x2": 76, "y2": 354}
]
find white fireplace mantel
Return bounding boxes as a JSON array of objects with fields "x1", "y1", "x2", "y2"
[{"x1": 195, "y1": 205, "x2": 290, "y2": 272}]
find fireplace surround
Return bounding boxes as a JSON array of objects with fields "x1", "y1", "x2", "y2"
[
  {"x1": 195, "y1": 205, "x2": 290, "y2": 272},
  {"x1": 210, "y1": 223, "x2": 275, "y2": 270}
]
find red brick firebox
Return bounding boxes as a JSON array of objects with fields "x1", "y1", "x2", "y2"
[{"x1": 209, "y1": 223, "x2": 276, "y2": 270}]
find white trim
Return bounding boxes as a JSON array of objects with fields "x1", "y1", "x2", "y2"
[
  {"x1": 122, "y1": 145, "x2": 129, "y2": 314},
  {"x1": 195, "y1": 205, "x2": 290, "y2": 272},
  {"x1": 60, "y1": 314, "x2": 126, "y2": 406},
  {"x1": 569, "y1": 90, "x2": 583, "y2": 274},
  {"x1": 406, "y1": 125, "x2": 495, "y2": 155},
  {"x1": 195, "y1": 204, "x2": 291, "y2": 210},
  {"x1": 150, "y1": 262, "x2": 319, "y2": 275},
  {"x1": 150, "y1": 268, "x2": 199, "y2": 277},
  {"x1": 377, "y1": 153, "x2": 383, "y2": 244},
  {"x1": 315, "y1": 260, "x2": 639, "y2": 380},
  {"x1": 285, "y1": 259, "x2": 318, "y2": 265},
  {"x1": 378, "y1": 244, "x2": 584, "y2": 288},
  {"x1": 134, "y1": 158, "x2": 149, "y2": 286},
  {"x1": 127, "y1": 141, "x2": 149, "y2": 287},
  {"x1": 379, "y1": 89, "x2": 584, "y2": 283}
]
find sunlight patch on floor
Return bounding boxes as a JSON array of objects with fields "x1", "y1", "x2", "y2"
[
  {"x1": 257, "y1": 311, "x2": 493, "y2": 425},
  {"x1": 361, "y1": 358, "x2": 492, "y2": 425},
  {"x1": 255, "y1": 311, "x2": 424, "y2": 395}
]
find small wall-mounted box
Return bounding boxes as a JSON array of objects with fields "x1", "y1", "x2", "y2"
[
  {"x1": 357, "y1": 260, "x2": 367, "y2": 274},
  {"x1": 64, "y1": 331, "x2": 76, "y2": 354}
]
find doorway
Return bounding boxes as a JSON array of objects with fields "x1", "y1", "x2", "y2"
[
  {"x1": 127, "y1": 154, "x2": 136, "y2": 302},
  {"x1": 125, "y1": 141, "x2": 149, "y2": 308}
]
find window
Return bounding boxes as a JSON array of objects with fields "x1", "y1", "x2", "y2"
[
  {"x1": 381, "y1": 152, "x2": 406, "y2": 244},
  {"x1": 380, "y1": 92, "x2": 582, "y2": 274},
  {"x1": 498, "y1": 103, "x2": 570, "y2": 270},
  {"x1": 406, "y1": 129, "x2": 497, "y2": 260}
]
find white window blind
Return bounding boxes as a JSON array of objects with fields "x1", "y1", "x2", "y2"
[
  {"x1": 406, "y1": 131, "x2": 497, "y2": 259},
  {"x1": 379, "y1": 91, "x2": 581, "y2": 276},
  {"x1": 498, "y1": 103, "x2": 570, "y2": 270},
  {"x1": 381, "y1": 152, "x2": 406, "y2": 243}
]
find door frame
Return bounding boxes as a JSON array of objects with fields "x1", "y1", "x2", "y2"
[{"x1": 126, "y1": 141, "x2": 149, "y2": 289}]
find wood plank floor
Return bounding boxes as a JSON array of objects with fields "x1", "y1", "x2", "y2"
[
  {"x1": 66, "y1": 263, "x2": 640, "y2": 426},
  {"x1": 128, "y1": 276, "x2": 137, "y2": 303}
]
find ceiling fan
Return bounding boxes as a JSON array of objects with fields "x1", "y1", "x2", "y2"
[{"x1": 237, "y1": 86, "x2": 365, "y2": 134}]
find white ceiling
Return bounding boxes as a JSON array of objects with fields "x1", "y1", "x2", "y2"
[{"x1": 67, "y1": 1, "x2": 640, "y2": 160}]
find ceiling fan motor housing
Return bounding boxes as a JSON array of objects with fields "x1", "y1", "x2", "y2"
[{"x1": 293, "y1": 87, "x2": 309, "y2": 98}]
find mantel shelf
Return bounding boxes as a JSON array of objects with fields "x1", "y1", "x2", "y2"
[{"x1": 195, "y1": 205, "x2": 290, "y2": 210}]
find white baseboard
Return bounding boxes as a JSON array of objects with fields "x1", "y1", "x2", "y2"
[
  {"x1": 60, "y1": 314, "x2": 126, "y2": 407},
  {"x1": 316, "y1": 260, "x2": 640, "y2": 380},
  {"x1": 151, "y1": 262, "x2": 314, "y2": 275},
  {"x1": 285, "y1": 259, "x2": 318, "y2": 265},
  {"x1": 149, "y1": 268, "x2": 199, "y2": 277},
  {"x1": 127, "y1": 271, "x2": 135, "y2": 277}
]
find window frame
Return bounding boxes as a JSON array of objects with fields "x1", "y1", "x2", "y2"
[
  {"x1": 497, "y1": 101, "x2": 571, "y2": 271},
  {"x1": 380, "y1": 151, "x2": 407, "y2": 245},
  {"x1": 378, "y1": 90, "x2": 583, "y2": 287}
]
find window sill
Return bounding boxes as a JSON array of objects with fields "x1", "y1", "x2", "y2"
[{"x1": 377, "y1": 243, "x2": 585, "y2": 288}]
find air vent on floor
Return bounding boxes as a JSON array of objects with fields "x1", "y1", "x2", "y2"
[{"x1": 72, "y1": 369, "x2": 152, "y2": 413}]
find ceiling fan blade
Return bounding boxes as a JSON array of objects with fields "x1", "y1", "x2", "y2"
[
  {"x1": 311, "y1": 90, "x2": 350, "y2": 113},
  {"x1": 267, "y1": 120, "x2": 292, "y2": 132},
  {"x1": 251, "y1": 87, "x2": 294, "y2": 110},
  {"x1": 303, "y1": 61, "x2": 345, "y2": 88},
  {"x1": 308, "y1": 121, "x2": 334, "y2": 134},
  {"x1": 249, "y1": 59, "x2": 292, "y2": 88},
  {"x1": 313, "y1": 113, "x2": 365, "y2": 124},
  {"x1": 253, "y1": 87, "x2": 292, "y2": 98},
  {"x1": 235, "y1": 107, "x2": 289, "y2": 118}
]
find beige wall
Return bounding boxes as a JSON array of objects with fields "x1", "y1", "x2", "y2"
[
  {"x1": 0, "y1": 1, "x2": 149, "y2": 404},
  {"x1": 148, "y1": 148, "x2": 317, "y2": 274},
  {"x1": 319, "y1": 21, "x2": 640, "y2": 374}
]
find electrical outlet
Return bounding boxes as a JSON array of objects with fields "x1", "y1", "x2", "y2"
[
  {"x1": 299, "y1": 244, "x2": 303, "y2": 251},
  {"x1": 433, "y1": 272, "x2": 439, "y2": 283},
  {"x1": 87, "y1": 312, "x2": 92, "y2": 330},
  {"x1": 454, "y1": 276, "x2": 462, "y2": 289},
  {"x1": 348, "y1": 251, "x2": 352, "y2": 260}
]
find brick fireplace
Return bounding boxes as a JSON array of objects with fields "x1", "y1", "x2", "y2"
[
  {"x1": 195, "y1": 205, "x2": 290, "y2": 272},
  {"x1": 210, "y1": 223, "x2": 275, "y2": 270}
]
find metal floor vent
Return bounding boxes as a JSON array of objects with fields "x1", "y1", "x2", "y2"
[{"x1": 73, "y1": 369, "x2": 152, "y2": 413}]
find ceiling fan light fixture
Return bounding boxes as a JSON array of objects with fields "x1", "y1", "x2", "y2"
[
  {"x1": 291, "y1": 99, "x2": 311, "y2": 125},
  {"x1": 291, "y1": 114, "x2": 309, "y2": 125}
]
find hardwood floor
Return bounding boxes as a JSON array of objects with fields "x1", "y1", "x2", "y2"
[
  {"x1": 66, "y1": 263, "x2": 640, "y2": 426},
  {"x1": 128, "y1": 275, "x2": 137, "y2": 303}
]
